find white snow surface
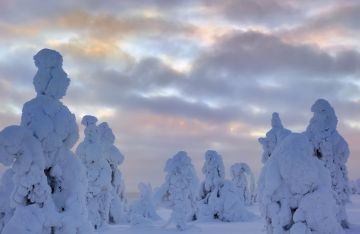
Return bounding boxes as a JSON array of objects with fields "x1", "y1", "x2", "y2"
[{"x1": 98, "y1": 195, "x2": 360, "y2": 234}]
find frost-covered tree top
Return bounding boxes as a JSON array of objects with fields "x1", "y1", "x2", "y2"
[
  {"x1": 33, "y1": 48, "x2": 70, "y2": 100},
  {"x1": 258, "y1": 112, "x2": 291, "y2": 163},
  {"x1": 258, "y1": 133, "x2": 344, "y2": 234},
  {"x1": 306, "y1": 98, "x2": 338, "y2": 141},
  {"x1": 202, "y1": 150, "x2": 225, "y2": 190}
]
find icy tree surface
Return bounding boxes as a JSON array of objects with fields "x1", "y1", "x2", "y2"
[
  {"x1": 157, "y1": 151, "x2": 198, "y2": 230},
  {"x1": 130, "y1": 182, "x2": 161, "y2": 225},
  {"x1": 258, "y1": 133, "x2": 344, "y2": 234},
  {"x1": 230, "y1": 162, "x2": 256, "y2": 205},
  {"x1": 76, "y1": 116, "x2": 113, "y2": 230},
  {"x1": 98, "y1": 122, "x2": 128, "y2": 224},
  {"x1": 258, "y1": 112, "x2": 291, "y2": 163},
  {"x1": 306, "y1": 99, "x2": 350, "y2": 228},
  {"x1": 197, "y1": 150, "x2": 255, "y2": 222},
  {"x1": 20, "y1": 48, "x2": 94, "y2": 233}
]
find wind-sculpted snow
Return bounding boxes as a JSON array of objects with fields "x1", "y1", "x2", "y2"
[
  {"x1": 157, "y1": 151, "x2": 199, "y2": 231},
  {"x1": 197, "y1": 150, "x2": 255, "y2": 222},
  {"x1": 306, "y1": 99, "x2": 350, "y2": 228},
  {"x1": 130, "y1": 182, "x2": 161, "y2": 225},
  {"x1": 17, "y1": 49, "x2": 94, "y2": 233},
  {"x1": 230, "y1": 162, "x2": 256, "y2": 205},
  {"x1": 258, "y1": 133, "x2": 344, "y2": 234},
  {"x1": 258, "y1": 112, "x2": 291, "y2": 163}
]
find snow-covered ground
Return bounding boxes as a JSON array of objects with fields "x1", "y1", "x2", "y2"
[{"x1": 100, "y1": 195, "x2": 360, "y2": 234}]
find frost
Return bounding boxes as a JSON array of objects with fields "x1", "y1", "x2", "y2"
[
  {"x1": 258, "y1": 133, "x2": 344, "y2": 234},
  {"x1": 130, "y1": 183, "x2": 161, "y2": 225},
  {"x1": 306, "y1": 99, "x2": 350, "y2": 228},
  {"x1": 258, "y1": 112, "x2": 291, "y2": 163},
  {"x1": 197, "y1": 150, "x2": 255, "y2": 222},
  {"x1": 230, "y1": 162, "x2": 256, "y2": 205},
  {"x1": 157, "y1": 151, "x2": 198, "y2": 230}
]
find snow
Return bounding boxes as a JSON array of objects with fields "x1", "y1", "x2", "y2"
[
  {"x1": 97, "y1": 195, "x2": 360, "y2": 234},
  {"x1": 258, "y1": 112, "x2": 291, "y2": 163},
  {"x1": 230, "y1": 162, "x2": 256, "y2": 205},
  {"x1": 258, "y1": 133, "x2": 343, "y2": 234},
  {"x1": 197, "y1": 150, "x2": 255, "y2": 222},
  {"x1": 306, "y1": 98, "x2": 351, "y2": 228}
]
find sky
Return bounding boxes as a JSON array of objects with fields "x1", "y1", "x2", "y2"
[{"x1": 0, "y1": 0, "x2": 360, "y2": 192}]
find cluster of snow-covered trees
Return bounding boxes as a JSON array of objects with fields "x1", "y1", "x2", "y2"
[
  {"x1": 258, "y1": 99, "x2": 352, "y2": 233},
  {"x1": 0, "y1": 49, "x2": 355, "y2": 233}
]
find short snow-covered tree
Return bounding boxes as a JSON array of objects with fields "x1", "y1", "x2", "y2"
[
  {"x1": 230, "y1": 162, "x2": 256, "y2": 205},
  {"x1": 306, "y1": 99, "x2": 350, "y2": 228},
  {"x1": 259, "y1": 112, "x2": 291, "y2": 163},
  {"x1": 258, "y1": 133, "x2": 344, "y2": 234},
  {"x1": 157, "y1": 151, "x2": 198, "y2": 230},
  {"x1": 98, "y1": 122, "x2": 128, "y2": 224},
  {"x1": 76, "y1": 116, "x2": 113, "y2": 230},
  {"x1": 197, "y1": 150, "x2": 254, "y2": 222},
  {"x1": 130, "y1": 182, "x2": 161, "y2": 225},
  {"x1": 19, "y1": 48, "x2": 94, "y2": 233},
  {"x1": 0, "y1": 126, "x2": 58, "y2": 233}
]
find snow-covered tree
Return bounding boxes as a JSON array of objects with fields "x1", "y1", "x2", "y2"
[
  {"x1": 258, "y1": 112, "x2": 291, "y2": 163},
  {"x1": 76, "y1": 116, "x2": 113, "y2": 230},
  {"x1": 197, "y1": 150, "x2": 254, "y2": 222},
  {"x1": 0, "y1": 126, "x2": 59, "y2": 233},
  {"x1": 230, "y1": 162, "x2": 256, "y2": 205},
  {"x1": 130, "y1": 182, "x2": 161, "y2": 225},
  {"x1": 157, "y1": 151, "x2": 198, "y2": 230},
  {"x1": 350, "y1": 179, "x2": 360, "y2": 194},
  {"x1": 258, "y1": 133, "x2": 344, "y2": 234},
  {"x1": 306, "y1": 98, "x2": 350, "y2": 228},
  {"x1": 98, "y1": 122, "x2": 128, "y2": 224},
  {"x1": 20, "y1": 48, "x2": 94, "y2": 233}
]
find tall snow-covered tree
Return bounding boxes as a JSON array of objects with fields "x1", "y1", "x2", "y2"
[
  {"x1": 230, "y1": 162, "x2": 255, "y2": 205},
  {"x1": 130, "y1": 182, "x2": 161, "y2": 225},
  {"x1": 197, "y1": 150, "x2": 254, "y2": 222},
  {"x1": 306, "y1": 98, "x2": 350, "y2": 228},
  {"x1": 0, "y1": 126, "x2": 59, "y2": 233},
  {"x1": 20, "y1": 48, "x2": 94, "y2": 233},
  {"x1": 258, "y1": 133, "x2": 344, "y2": 234},
  {"x1": 258, "y1": 112, "x2": 291, "y2": 163},
  {"x1": 76, "y1": 116, "x2": 113, "y2": 230},
  {"x1": 157, "y1": 151, "x2": 198, "y2": 230},
  {"x1": 98, "y1": 122, "x2": 128, "y2": 224}
]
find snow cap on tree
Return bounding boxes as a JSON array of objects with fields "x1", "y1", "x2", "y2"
[{"x1": 33, "y1": 48, "x2": 70, "y2": 99}]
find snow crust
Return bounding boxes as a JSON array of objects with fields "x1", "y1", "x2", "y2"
[
  {"x1": 258, "y1": 133, "x2": 344, "y2": 234},
  {"x1": 306, "y1": 99, "x2": 350, "y2": 227}
]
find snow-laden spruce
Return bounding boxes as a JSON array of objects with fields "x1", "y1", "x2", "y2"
[
  {"x1": 20, "y1": 49, "x2": 94, "y2": 233},
  {"x1": 197, "y1": 150, "x2": 255, "y2": 222},
  {"x1": 230, "y1": 162, "x2": 256, "y2": 205},
  {"x1": 306, "y1": 99, "x2": 350, "y2": 228},
  {"x1": 259, "y1": 112, "x2": 291, "y2": 163},
  {"x1": 76, "y1": 116, "x2": 113, "y2": 230},
  {"x1": 98, "y1": 122, "x2": 128, "y2": 224},
  {"x1": 0, "y1": 126, "x2": 59, "y2": 233},
  {"x1": 258, "y1": 133, "x2": 344, "y2": 234},
  {"x1": 157, "y1": 151, "x2": 198, "y2": 230},
  {"x1": 130, "y1": 183, "x2": 161, "y2": 225}
]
